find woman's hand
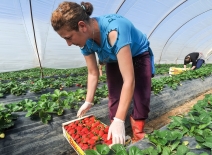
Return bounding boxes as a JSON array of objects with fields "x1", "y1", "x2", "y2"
[
  {"x1": 77, "y1": 101, "x2": 94, "y2": 117},
  {"x1": 107, "y1": 117, "x2": 125, "y2": 144}
]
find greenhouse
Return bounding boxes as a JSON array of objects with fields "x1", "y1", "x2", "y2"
[{"x1": 1, "y1": 0, "x2": 212, "y2": 155}]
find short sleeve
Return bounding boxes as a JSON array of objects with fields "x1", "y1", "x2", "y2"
[
  {"x1": 106, "y1": 17, "x2": 132, "y2": 55},
  {"x1": 80, "y1": 41, "x2": 95, "y2": 56}
]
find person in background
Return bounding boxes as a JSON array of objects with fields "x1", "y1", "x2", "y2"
[
  {"x1": 98, "y1": 60, "x2": 103, "y2": 76},
  {"x1": 184, "y1": 52, "x2": 205, "y2": 70},
  {"x1": 51, "y1": 1, "x2": 155, "y2": 145}
]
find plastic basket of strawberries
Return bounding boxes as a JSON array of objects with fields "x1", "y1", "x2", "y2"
[{"x1": 62, "y1": 115, "x2": 112, "y2": 155}]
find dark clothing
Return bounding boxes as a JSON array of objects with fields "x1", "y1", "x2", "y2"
[
  {"x1": 196, "y1": 59, "x2": 205, "y2": 69},
  {"x1": 184, "y1": 52, "x2": 199, "y2": 67},
  {"x1": 106, "y1": 51, "x2": 151, "y2": 120}
]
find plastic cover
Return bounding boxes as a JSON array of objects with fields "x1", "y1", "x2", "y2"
[{"x1": 0, "y1": 0, "x2": 212, "y2": 72}]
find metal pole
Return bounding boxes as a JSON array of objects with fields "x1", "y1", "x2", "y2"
[{"x1": 29, "y1": 0, "x2": 44, "y2": 78}]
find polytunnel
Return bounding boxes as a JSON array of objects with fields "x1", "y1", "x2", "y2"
[
  {"x1": 1, "y1": 0, "x2": 212, "y2": 155},
  {"x1": 1, "y1": 0, "x2": 212, "y2": 72}
]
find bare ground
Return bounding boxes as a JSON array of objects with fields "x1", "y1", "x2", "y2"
[{"x1": 142, "y1": 89, "x2": 212, "y2": 134}]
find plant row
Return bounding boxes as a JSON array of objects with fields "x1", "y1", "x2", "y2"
[
  {"x1": 0, "y1": 75, "x2": 107, "y2": 97},
  {"x1": 0, "y1": 64, "x2": 198, "y2": 82},
  {"x1": 0, "y1": 67, "x2": 89, "y2": 81},
  {"x1": 0, "y1": 85, "x2": 108, "y2": 137},
  {"x1": 152, "y1": 65, "x2": 212, "y2": 94},
  {"x1": 0, "y1": 65, "x2": 211, "y2": 97},
  {"x1": 84, "y1": 93, "x2": 212, "y2": 155}
]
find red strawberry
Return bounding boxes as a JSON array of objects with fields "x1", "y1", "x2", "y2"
[
  {"x1": 91, "y1": 136, "x2": 99, "y2": 141},
  {"x1": 76, "y1": 138, "x2": 81, "y2": 143},
  {"x1": 105, "y1": 139, "x2": 112, "y2": 145},
  {"x1": 82, "y1": 144, "x2": 89, "y2": 150},
  {"x1": 104, "y1": 126, "x2": 109, "y2": 133},
  {"x1": 89, "y1": 116, "x2": 96, "y2": 121},
  {"x1": 82, "y1": 137, "x2": 89, "y2": 143},
  {"x1": 102, "y1": 134, "x2": 108, "y2": 141},
  {"x1": 98, "y1": 130, "x2": 104, "y2": 137},
  {"x1": 88, "y1": 139, "x2": 96, "y2": 146}
]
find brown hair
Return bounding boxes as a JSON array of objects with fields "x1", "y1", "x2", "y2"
[
  {"x1": 51, "y1": 1, "x2": 93, "y2": 31},
  {"x1": 184, "y1": 56, "x2": 191, "y2": 63}
]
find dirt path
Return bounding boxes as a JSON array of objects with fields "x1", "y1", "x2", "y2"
[{"x1": 143, "y1": 89, "x2": 212, "y2": 133}]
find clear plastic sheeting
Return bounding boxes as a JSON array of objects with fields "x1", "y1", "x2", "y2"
[
  {"x1": 0, "y1": 0, "x2": 212, "y2": 72},
  {"x1": 0, "y1": 0, "x2": 39, "y2": 72}
]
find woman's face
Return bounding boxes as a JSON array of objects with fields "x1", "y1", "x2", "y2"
[{"x1": 57, "y1": 23, "x2": 88, "y2": 47}]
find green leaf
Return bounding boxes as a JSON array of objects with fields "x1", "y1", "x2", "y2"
[
  {"x1": 205, "y1": 136, "x2": 212, "y2": 143},
  {"x1": 176, "y1": 145, "x2": 189, "y2": 155},
  {"x1": 161, "y1": 146, "x2": 170, "y2": 155},
  {"x1": 95, "y1": 144, "x2": 110, "y2": 155},
  {"x1": 54, "y1": 89, "x2": 60, "y2": 96},
  {"x1": 195, "y1": 136, "x2": 205, "y2": 143},
  {"x1": 202, "y1": 142, "x2": 212, "y2": 149},
  {"x1": 129, "y1": 146, "x2": 143, "y2": 155},
  {"x1": 199, "y1": 153, "x2": 209, "y2": 155},
  {"x1": 57, "y1": 108, "x2": 63, "y2": 115},
  {"x1": 84, "y1": 149, "x2": 99, "y2": 155},
  {"x1": 170, "y1": 140, "x2": 180, "y2": 151},
  {"x1": 116, "y1": 150, "x2": 128, "y2": 155},
  {"x1": 199, "y1": 123, "x2": 211, "y2": 130},
  {"x1": 186, "y1": 152, "x2": 197, "y2": 155},
  {"x1": 111, "y1": 144, "x2": 125, "y2": 153},
  {"x1": 25, "y1": 111, "x2": 33, "y2": 117}
]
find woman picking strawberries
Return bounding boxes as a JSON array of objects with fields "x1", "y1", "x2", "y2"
[{"x1": 51, "y1": 1, "x2": 155, "y2": 145}]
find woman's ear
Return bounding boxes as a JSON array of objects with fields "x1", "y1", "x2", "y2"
[{"x1": 78, "y1": 21, "x2": 87, "y2": 33}]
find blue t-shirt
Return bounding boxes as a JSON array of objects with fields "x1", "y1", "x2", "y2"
[{"x1": 81, "y1": 14, "x2": 155, "y2": 74}]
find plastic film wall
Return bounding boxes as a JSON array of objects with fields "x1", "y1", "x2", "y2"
[{"x1": 0, "y1": 0, "x2": 212, "y2": 72}]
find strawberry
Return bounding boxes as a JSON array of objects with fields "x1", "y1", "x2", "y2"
[
  {"x1": 98, "y1": 130, "x2": 104, "y2": 137},
  {"x1": 81, "y1": 134, "x2": 87, "y2": 139},
  {"x1": 104, "y1": 126, "x2": 109, "y2": 133},
  {"x1": 82, "y1": 144, "x2": 89, "y2": 150},
  {"x1": 81, "y1": 127, "x2": 89, "y2": 133},
  {"x1": 78, "y1": 123, "x2": 83, "y2": 127},
  {"x1": 82, "y1": 137, "x2": 89, "y2": 143},
  {"x1": 76, "y1": 138, "x2": 81, "y2": 143},
  {"x1": 88, "y1": 139, "x2": 96, "y2": 146},
  {"x1": 89, "y1": 116, "x2": 96, "y2": 122},
  {"x1": 105, "y1": 139, "x2": 112, "y2": 145},
  {"x1": 68, "y1": 129, "x2": 75, "y2": 134},
  {"x1": 64, "y1": 126, "x2": 69, "y2": 130},
  {"x1": 102, "y1": 134, "x2": 108, "y2": 141},
  {"x1": 91, "y1": 136, "x2": 99, "y2": 141}
]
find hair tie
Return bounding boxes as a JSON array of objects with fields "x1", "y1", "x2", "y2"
[{"x1": 81, "y1": 5, "x2": 85, "y2": 10}]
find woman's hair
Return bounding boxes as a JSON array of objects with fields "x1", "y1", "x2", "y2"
[{"x1": 51, "y1": 1, "x2": 93, "y2": 31}]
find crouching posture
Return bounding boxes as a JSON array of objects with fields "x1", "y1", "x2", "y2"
[{"x1": 51, "y1": 1, "x2": 155, "y2": 144}]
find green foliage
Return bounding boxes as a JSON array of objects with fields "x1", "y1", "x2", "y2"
[{"x1": 0, "y1": 103, "x2": 20, "y2": 134}]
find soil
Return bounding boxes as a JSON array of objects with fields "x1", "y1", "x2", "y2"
[
  {"x1": 70, "y1": 89, "x2": 212, "y2": 155},
  {"x1": 141, "y1": 89, "x2": 212, "y2": 134}
]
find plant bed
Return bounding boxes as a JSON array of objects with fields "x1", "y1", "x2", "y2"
[
  {"x1": 127, "y1": 93, "x2": 212, "y2": 155},
  {"x1": 0, "y1": 76, "x2": 212, "y2": 154}
]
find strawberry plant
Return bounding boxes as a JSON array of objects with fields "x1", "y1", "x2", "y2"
[
  {"x1": 21, "y1": 98, "x2": 58, "y2": 123},
  {"x1": 29, "y1": 79, "x2": 46, "y2": 93},
  {"x1": 167, "y1": 94, "x2": 212, "y2": 151},
  {"x1": 63, "y1": 93, "x2": 77, "y2": 109},
  {"x1": 0, "y1": 103, "x2": 20, "y2": 137},
  {"x1": 10, "y1": 83, "x2": 28, "y2": 96}
]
